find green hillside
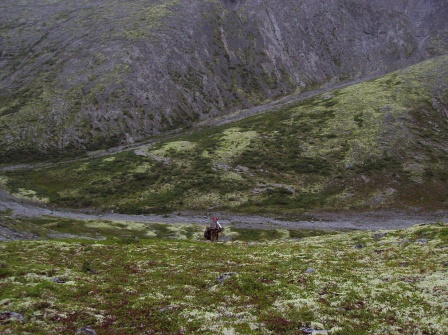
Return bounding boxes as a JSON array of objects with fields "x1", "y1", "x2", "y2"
[
  {"x1": 1, "y1": 56, "x2": 448, "y2": 215},
  {"x1": 1, "y1": 219, "x2": 447, "y2": 334}
]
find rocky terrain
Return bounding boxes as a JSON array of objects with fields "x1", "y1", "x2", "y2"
[{"x1": 1, "y1": 0, "x2": 448, "y2": 161}]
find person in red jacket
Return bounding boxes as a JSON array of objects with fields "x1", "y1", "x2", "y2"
[
  {"x1": 211, "y1": 217, "x2": 222, "y2": 232},
  {"x1": 204, "y1": 217, "x2": 223, "y2": 242}
]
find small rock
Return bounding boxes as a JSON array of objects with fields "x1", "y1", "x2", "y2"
[
  {"x1": 301, "y1": 327, "x2": 328, "y2": 334},
  {"x1": 52, "y1": 277, "x2": 66, "y2": 284},
  {"x1": 372, "y1": 233, "x2": 387, "y2": 240},
  {"x1": 159, "y1": 305, "x2": 178, "y2": 312},
  {"x1": 217, "y1": 272, "x2": 237, "y2": 284},
  {"x1": 75, "y1": 326, "x2": 97, "y2": 335},
  {"x1": 355, "y1": 244, "x2": 365, "y2": 249},
  {"x1": 443, "y1": 261, "x2": 448, "y2": 267},
  {"x1": 0, "y1": 311, "x2": 25, "y2": 322},
  {"x1": 305, "y1": 268, "x2": 315, "y2": 274},
  {"x1": 415, "y1": 239, "x2": 429, "y2": 244}
]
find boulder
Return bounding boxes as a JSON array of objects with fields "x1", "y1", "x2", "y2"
[
  {"x1": 75, "y1": 326, "x2": 96, "y2": 335},
  {"x1": 217, "y1": 272, "x2": 238, "y2": 284}
]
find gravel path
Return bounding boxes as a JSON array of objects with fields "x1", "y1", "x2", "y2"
[{"x1": 1, "y1": 189, "x2": 447, "y2": 233}]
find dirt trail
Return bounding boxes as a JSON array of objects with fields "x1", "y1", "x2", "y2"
[{"x1": 1, "y1": 189, "x2": 447, "y2": 232}]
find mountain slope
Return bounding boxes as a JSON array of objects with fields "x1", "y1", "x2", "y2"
[
  {"x1": 1, "y1": 0, "x2": 448, "y2": 161},
  {"x1": 2, "y1": 55, "x2": 447, "y2": 214}
]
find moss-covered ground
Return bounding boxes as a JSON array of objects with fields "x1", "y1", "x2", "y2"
[{"x1": 1, "y1": 218, "x2": 447, "y2": 334}]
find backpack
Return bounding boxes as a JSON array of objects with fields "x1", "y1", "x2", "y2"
[{"x1": 204, "y1": 227, "x2": 211, "y2": 240}]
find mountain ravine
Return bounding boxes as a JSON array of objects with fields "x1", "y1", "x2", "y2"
[{"x1": 1, "y1": 0, "x2": 448, "y2": 162}]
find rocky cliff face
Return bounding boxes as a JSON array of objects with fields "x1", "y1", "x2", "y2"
[{"x1": 1, "y1": 0, "x2": 447, "y2": 161}]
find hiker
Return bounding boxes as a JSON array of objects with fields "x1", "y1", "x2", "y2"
[
  {"x1": 204, "y1": 217, "x2": 222, "y2": 242},
  {"x1": 211, "y1": 217, "x2": 222, "y2": 232}
]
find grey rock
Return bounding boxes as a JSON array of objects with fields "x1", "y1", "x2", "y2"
[
  {"x1": 301, "y1": 327, "x2": 328, "y2": 334},
  {"x1": 52, "y1": 277, "x2": 66, "y2": 284},
  {"x1": 159, "y1": 305, "x2": 178, "y2": 312},
  {"x1": 217, "y1": 272, "x2": 238, "y2": 284},
  {"x1": 305, "y1": 268, "x2": 316, "y2": 274},
  {"x1": 415, "y1": 238, "x2": 430, "y2": 244},
  {"x1": 355, "y1": 244, "x2": 365, "y2": 249},
  {"x1": 75, "y1": 326, "x2": 97, "y2": 335},
  {"x1": 0, "y1": 311, "x2": 25, "y2": 322}
]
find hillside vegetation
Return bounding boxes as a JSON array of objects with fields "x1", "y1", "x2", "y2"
[
  {"x1": 1, "y1": 217, "x2": 447, "y2": 334},
  {"x1": 1, "y1": 56, "x2": 447, "y2": 215},
  {"x1": 1, "y1": 0, "x2": 448, "y2": 158}
]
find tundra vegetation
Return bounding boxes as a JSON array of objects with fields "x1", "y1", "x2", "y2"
[
  {"x1": 1, "y1": 1, "x2": 448, "y2": 334},
  {"x1": 0, "y1": 212, "x2": 447, "y2": 334},
  {"x1": 1, "y1": 56, "x2": 447, "y2": 215}
]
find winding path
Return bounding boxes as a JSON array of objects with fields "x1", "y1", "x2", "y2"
[{"x1": 1, "y1": 189, "x2": 447, "y2": 232}]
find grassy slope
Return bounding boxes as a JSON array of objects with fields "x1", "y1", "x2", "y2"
[
  {"x1": 1, "y1": 55, "x2": 447, "y2": 215},
  {"x1": 0, "y1": 220, "x2": 447, "y2": 334}
]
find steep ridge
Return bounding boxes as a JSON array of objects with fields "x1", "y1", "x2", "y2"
[{"x1": 1, "y1": 0, "x2": 448, "y2": 161}]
